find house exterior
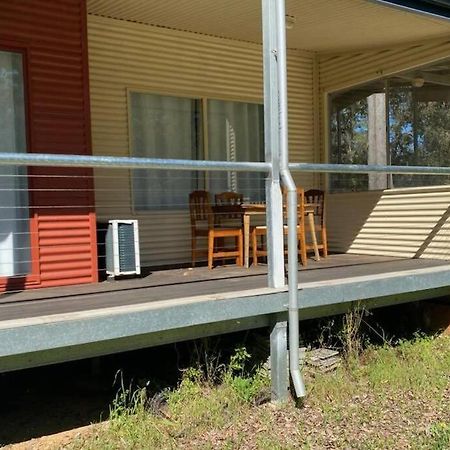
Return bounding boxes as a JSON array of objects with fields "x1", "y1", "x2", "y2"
[
  {"x1": 2, "y1": 0, "x2": 450, "y2": 401},
  {"x1": 0, "y1": 0, "x2": 97, "y2": 291},
  {"x1": 1, "y1": 0, "x2": 450, "y2": 290}
]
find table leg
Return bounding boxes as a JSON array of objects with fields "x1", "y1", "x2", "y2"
[
  {"x1": 307, "y1": 212, "x2": 320, "y2": 261},
  {"x1": 244, "y1": 213, "x2": 250, "y2": 268}
]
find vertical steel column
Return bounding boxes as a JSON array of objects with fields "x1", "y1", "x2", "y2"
[
  {"x1": 262, "y1": 0, "x2": 286, "y2": 289},
  {"x1": 262, "y1": 0, "x2": 306, "y2": 399},
  {"x1": 270, "y1": 314, "x2": 289, "y2": 402},
  {"x1": 275, "y1": 0, "x2": 306, "y2": 399}
]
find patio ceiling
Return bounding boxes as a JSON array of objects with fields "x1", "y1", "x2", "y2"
[{"x1": 86, "y1": 0, "x2": 450, "y2": 53}]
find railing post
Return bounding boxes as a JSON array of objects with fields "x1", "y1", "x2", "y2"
[
  {"x1": 270, "y1": 313, "x2": 289, "y2": 402},
  {"x1": 262, "y1": 0, "x2": 286, "y2": 289}
]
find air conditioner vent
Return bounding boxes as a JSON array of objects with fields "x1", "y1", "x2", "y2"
[{"x1": 106, "y1": 220, "x2": 140, "y2": 278}]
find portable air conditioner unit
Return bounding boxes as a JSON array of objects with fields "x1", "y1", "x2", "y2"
[{"x1": 105, "y1": 220, "x2": 141, "y2": 278}]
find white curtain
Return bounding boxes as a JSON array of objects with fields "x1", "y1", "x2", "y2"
[
  {"x1": 0, "y1": 51, "x2": 30, "y2": 277},
  {"x1": 130, "y1": 93, "x2": 200, "y2": 209},
  {"x1": 207, "y1": 99, "x2": 264, "y2": 201}
]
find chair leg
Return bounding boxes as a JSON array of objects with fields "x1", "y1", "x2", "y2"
[
  {"x1": 322, "y1": 227, "x2": 328, "y2": 257},
  {"x1": 251, "y1": 229, "x2": 258, "y2": 267},
  {"x1": 299, "y1": 225, "x2": 307, "y2": 267},
  {"x1": 208, "y1": 231, "x2": 214, "y2": 269},
  {"x1": 237, "y1": 230, "x2": 243, "y2": 266}
]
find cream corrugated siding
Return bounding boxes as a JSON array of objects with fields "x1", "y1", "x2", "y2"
[
  {"x1": 319, "y1": 38, "x2": 450, "y2": 260},
  {"x1": 88, "y1": 14, "x2": 314, "y2": 266},
  {"x1": 87, "y1": 0, "x2": 450, "y2": 53},
  {"x1": 328, "y1": 188, "x2": 450, "y2": 259}
]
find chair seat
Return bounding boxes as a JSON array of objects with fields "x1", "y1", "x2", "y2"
[
  {"x1": 194, "y1": 227, "x2": 242, "y2": 235},
  {"x1": 190, "y1": 190, "x2": 244, "y2": 269},
  {"x1": 253, "y1": 225, "x2": 267, "y2": 235},
  {"x1": 251, "y1": 188, "x2": 328, "y2": 267}
]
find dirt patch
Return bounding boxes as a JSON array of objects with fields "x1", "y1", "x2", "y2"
[{"x1": 4, "y1": 424, "x2": 103, "y2": 450}]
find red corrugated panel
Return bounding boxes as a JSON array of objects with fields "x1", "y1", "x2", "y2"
[{"x1": 0, "y1": 0, "x2": 98, "y2": 291}]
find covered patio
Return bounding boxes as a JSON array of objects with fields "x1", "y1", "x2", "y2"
[
  {"x1": 86, "y1": 0, "x2": 450, "y2": 273},
  {"x1": 1, "y1": 0, "x2": 450, "y2": 401}
]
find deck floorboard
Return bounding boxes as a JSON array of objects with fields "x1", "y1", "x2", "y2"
[{"x1": 0, "y1": 255, "x2": 449, "y2": 322}]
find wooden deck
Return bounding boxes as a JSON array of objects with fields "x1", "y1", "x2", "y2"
[
  {"x1": 0, "y1": 254, "x2": 449, "y2": 321},
  {"x1": 1, "y1": 253, "x2": 450, "y2": 374}
]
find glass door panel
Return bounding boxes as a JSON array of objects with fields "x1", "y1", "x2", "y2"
[{"x1": 0, "y1": 50, "x2": 30, "y2": 276}]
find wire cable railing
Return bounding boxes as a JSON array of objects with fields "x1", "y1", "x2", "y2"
[{"x1": 1, "y1": 153, "x2": 450, "y2": 290}]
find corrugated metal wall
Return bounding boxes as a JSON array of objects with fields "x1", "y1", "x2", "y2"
[
  {"x1": 1, "y1": 0, "x2": 97, "y2": 288},
  {"x1": 88, "y1": 14, "x2": 315, "y2": 266},
  {"x1": 319, "y1": 37, "x2": 450, "y2": 93},
  {"x1": 319, "y1": 37, "x2": 450, "y2": 260},
  {"x1": 328, "y1": 187, "x2": 450, "y2": 260}
]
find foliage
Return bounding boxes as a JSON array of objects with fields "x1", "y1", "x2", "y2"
[
  {"x1": 66, "y1": 335, "x2": 449, "y2": 450},
  {"x1": 330, "y1": 81, "x2": 450, "y2": 191},
  {"x1": 427, "y1": 422, "x2": 450, "y2": 450},
  {"x1": 330, "y1": 98, "x2": 369, "y2": 191},
  {"x1": 223, "y1": 347, "x2": 269, "y2": 403}
]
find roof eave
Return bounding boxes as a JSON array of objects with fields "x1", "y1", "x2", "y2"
[{"x1": 370, "y1": 0, "x2": 450, "y2": 21}]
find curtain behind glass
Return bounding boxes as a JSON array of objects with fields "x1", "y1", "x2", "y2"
[
  {"x1": 207, "y1": 100, "x2": 264, "y2": 202},
  {"x1": 130, "y1": 93, "x2": 201, "y2": 210},
  {"x1": 0, "y1": 51, "x2": 30, "y2": 277}
]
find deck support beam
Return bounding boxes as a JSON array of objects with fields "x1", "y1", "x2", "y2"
[
  {"x1": 270, "y1": 314, "x2": 289, "y2": 402},
  {"x1": 262, "y1": 0, "x2": 285, "y2": 288}
]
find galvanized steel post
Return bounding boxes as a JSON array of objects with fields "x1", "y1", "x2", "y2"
[
  {"x1": 275, "y1": 0, "x2": 306, "y2": 399},
  {"x1": 262, "y1": 0, "x2": 286, "y2": 289}
]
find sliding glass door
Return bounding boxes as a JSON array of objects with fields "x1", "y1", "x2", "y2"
[{"x1": 0, "y1": 50, "x2": 30, "y2": 277}]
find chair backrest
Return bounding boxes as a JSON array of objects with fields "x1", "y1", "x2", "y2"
[
  {"x1": 305, "y1": 189, "x2": 325, "y2": 224},
  {"x1": 214, "y1": 192, "x2": 244, "y2": 221},
  {"x1": 189, "y1": 190, "x2": 214, "y2": 227}
]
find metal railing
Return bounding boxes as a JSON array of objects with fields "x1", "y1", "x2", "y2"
[{"x1": 2, "y1": 152, "x2": 450, "y2": 401}]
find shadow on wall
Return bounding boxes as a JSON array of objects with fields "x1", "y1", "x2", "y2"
[{"x1": 327, "y1": 186, "x2": 450, "y2": 260}]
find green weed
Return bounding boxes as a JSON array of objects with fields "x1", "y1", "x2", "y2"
[
  {"x1": 67, "y1": 335, "x2": 449, "y2": 450},
  {"x1": 223, "y1": 346, "x2": 270, "y2": 403}
]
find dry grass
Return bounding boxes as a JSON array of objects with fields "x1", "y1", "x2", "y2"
[{"x1": 45, "y1": 334, "x2": 450, "y2": 450}]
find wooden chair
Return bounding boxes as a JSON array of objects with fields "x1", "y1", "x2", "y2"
[
  {"x1": 251, "y1": 188, "x2": 307, "y2": 267},
  {"x1": 214, "y1": 192, "x2": 244, "y2": 225},
  {"x1": 305, "y1": 189, "x2": 328, "y2": 258},
  {"x1": 189, "y1": 190, "x2": 243, "y2": 269}
]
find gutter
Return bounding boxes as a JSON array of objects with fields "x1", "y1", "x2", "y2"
[
  {"x1": 275, "y1": 0, "x2": 306, "y2": 399},
  {"x1": 368, "y1": 0, "x2": 450, "y2": 21}
]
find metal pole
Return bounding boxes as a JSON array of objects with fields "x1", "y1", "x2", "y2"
[
  {"x1": 275, "y1": 0, "x2": 306, "y2": 399},
  {"x1": 262, "y1": 0, "x2": 285, "y2": 289},
  {"x1": 270, "y1": 314, "x2": 289, "y2": 401},
  {"x1": 289, "y1": 162, "x2": 450, "y2": 175},
  {"x1": 2, "y1": 152, "x2": 450, "y2": 176},
  {"x1": 0, "y1": 152, "x2": 270, "y2": 172}
]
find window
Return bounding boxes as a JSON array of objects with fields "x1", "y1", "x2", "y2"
[
  {"x1": 130, "y1": 93, "x2": 202, "y2": 210},
  {"x1": 389, "y1": 83, "x2": 450, "y2": 188},
  {"x1": 0, "y1": 50, "x2": 30, "y2": 277},
  {"x1": 330, "y1": 93, "x2": 371, "y2": 192},
  {"x1": 329, "y1": 67, "x2": 450, "y2": 192},
  {"x1": 130, "y1": 92, "x2": 265, "y2": 210}
]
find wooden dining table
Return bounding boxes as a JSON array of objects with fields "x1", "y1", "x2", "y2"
[{"x1": 239, "y1": 203, "x2": 321, "y2": 268}]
